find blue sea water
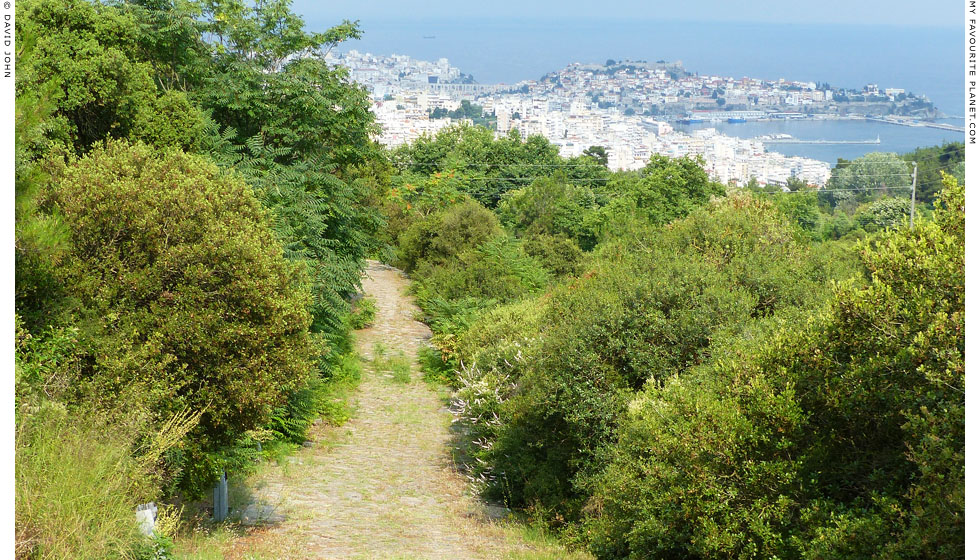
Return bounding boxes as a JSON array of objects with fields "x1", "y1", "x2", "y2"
[
  {"x1": 301, "y1": 16, "x2": 966, "y2": 157},
  {"x1": 675, "y1": 120, "x2": 963, "y2": 163}
]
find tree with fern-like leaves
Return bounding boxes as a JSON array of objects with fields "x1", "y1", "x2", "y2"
[{"x1": 178, "y1": 0, "x2": 387, "y2": 357}]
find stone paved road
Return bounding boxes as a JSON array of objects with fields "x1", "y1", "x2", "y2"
[{"x1": 233, "y1": 261, "x2": 587, "y2": 560}]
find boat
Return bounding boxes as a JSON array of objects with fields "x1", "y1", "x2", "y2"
[
  {"x1": 423, "y1": 35, "x2": 436, "y2": 39},
  {"x1": 679, "y1": 118, "x2": 704, "y2": 124},
  {"x1": 728, "y1": 117, "x2": 746, "y2": 123}
]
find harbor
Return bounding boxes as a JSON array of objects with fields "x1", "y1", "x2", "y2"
[
  {"x1": 865, "y1": 116, "x2": 965, "y2": 133},
  {"x1": 758, "y1": 134, "x2": 882, "y2": 145},
  {"x1": 673, "y1": 117, "x2": 963, "y2": 163},
  {"x1": 676, "y1": 112, "x2": 965, "y2": 134}
]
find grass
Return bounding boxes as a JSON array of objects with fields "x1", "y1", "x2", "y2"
[
  {"x1": 388, "y1": 355, "x2": 412, "y2": 383},
  {"x1": 319, "y1": 352, "x2": 363, "y2": 426},
  {"x1": 498, "y1": 515, "x2": 595, "y2": 560},
  {"x1": 15, "y1": 401, "x2": 169, "y2": 560},
  {"x1": 171, "y1": 523, "x2": 239, "y2": 560},
  {"x1": 418, "y1": 345, "x2": 457, "y2": 387},
  {"x1": 346, "y1": 295, "x2": 378, "y2": 330},
  {"x1": 372, "y1": 342, "x2": 413, "y2": 384}
]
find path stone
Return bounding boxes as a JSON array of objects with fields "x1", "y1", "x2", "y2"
[
  {"x1": 239, "y1": 504, "x2": 285, "y2": 526},
  {"x1": 233, "y1": 261, "x2": 587, "y2": 559}
]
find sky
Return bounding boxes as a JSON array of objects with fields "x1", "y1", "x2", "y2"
[{"x1": 291, "y1": 0, "x2": 963, "y2": 28}]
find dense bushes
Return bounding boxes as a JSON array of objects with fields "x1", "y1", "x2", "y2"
[
  {"x1": 415, "y1": 236, "x2": 550, "y2": 304},
  {"x1": 497, "y1": 177, "x2": 599, "y2": 250},
  {"x1": 853, "y1": 196, "x2": 912, "y2": 231},
  {"x1": 17, "y1": 0, "x2": 381, "y2": 507},
  {"x1": 396, "y1": 198, "x2": 550, "y2": 357},
  {"x1": 43, "y1": 141, "x2": 316, "y2": 478},
  {"x1": 592, "y1": 154, "x2": 725, "y2": 233},
  {"x1": 392, "y1": 125, "x2": 570, "y2": 207},
  {"x1": 584, "y1": 177, "x2": 964, "y2": 559},
  {"x1": 385, "y1": 129, "x2": 894, "y2": 540},
  {"x1": 520, "y1": 233, "x2": 585, "y2": 277},
  {"x1": 447, "y1": 192, "x2": 842, "y2": 523},
  {"x1": 435, "y1": 171, "x2": 963, "y2": 558},
  {"x1": 396, "y1": 198, "x2": 502, "y2": 272}
]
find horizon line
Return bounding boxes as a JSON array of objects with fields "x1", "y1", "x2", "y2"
[{"x1": 309, "y1": 15, "x2": 962, "y2": 31}]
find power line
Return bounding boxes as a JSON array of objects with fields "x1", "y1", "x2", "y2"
[
  {"x1": 390, "y1": 156, "x2": 962, "y2": 187},
  {"x1": 418, "y1": 176, "x2": 609, "y2": 182},
  {"x1": 395, "y1": 160, "x2": 893, "y2": 170},
  {"x1": 829, "y1": 150, "x2": 961, "y2": 167},
  {"x1": 826, "y1": 173, "x2": 914, "y2": 178},
  {"x1": 392, "y1": 153, "x2": 962, "y2": 176},
  {"x1": 755, "y1": 186, "x2": 913, "y2": 194},
  {"x1": 394, "y1": 166, "x2": 916, "y2": 178},
  {"x1": 395, "y1": 148, "x2": 961, "y2": 170}
]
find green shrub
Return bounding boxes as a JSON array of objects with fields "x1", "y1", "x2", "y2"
[
  {"x1": 448, "y1": 299, "x2": 547, "y2": 485},
  {"x1": 824, "y1": 152, "x2": 911, "y2": 208},
  {"x1": 769, "y1": 189, "x2": 822, "y2": 234},
  {"x1": 496, "y1": 178, "x2": 598, "y2": 249},
  {"x1": 820, "y1": 210, "x2": 859, "y2": 240},
  {"x1": 853, "y1": 196, "x2": 911, "y2": 232},
  {"x1": 346, "y1": 295, "x2": 378, "y2": 330},
  {"x1": 457, "y1": 193, "x2": 839, "y2": 522},
  {"x1": 413, "y1": 295, "x2": 493, "y2": 342},
  {"x1": 390, "y1": 124, "x2": 569, "y2": 208},
  {"x1": 592, "y1": 155, "x2": 725, "y2": 234},
  {"x1": 418, "y1": 345, "x2": 456, "y2": 386},
  {"x1": 584, "y1": 331, "x2": 808, "y2": 559},
  {"x1": 415, "y1": 235, "x2": 550, "y2": 305},
  {"x1": 314, "y1": 352, "x2": 363, "y2": 426},
  {"x1": 43, "y1": 140, "x2": 315, "y2": 491},
  {"x1": 520, "y1": 233, "x2": 584, "y2": 277},
  {"x1": 268, "y1": 378, "x2": 328, "y2": 444},
  {"x1": 14, "y1": 317, "x2": 80, "y2": 407},
  {"x1": 268, "y1": 350, "x2": 363, "y2": 442},
  {"x1": 456, "y1": 298, "x2": 546, "y2": 374},
  {"x1": 196, "y1": 350, "x2": 362, "y2": 490},
  {"x1": 395, "y1": 198, "x2": 502, "y2": 273},
  {"x1": 15, "y1": 316, "x2": 195, "y2": 559},
  {"x1": 585, "y1": 178, "x2": 965, "y2": 559}
]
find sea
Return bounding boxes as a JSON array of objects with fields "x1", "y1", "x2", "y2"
[{"x1": 304, "y1": 16, "x2": 966, "y2": 163}]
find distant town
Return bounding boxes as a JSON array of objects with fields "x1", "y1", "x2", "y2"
[{"x1": 326, "y1": 50, "x2": 945, "y2": 187}]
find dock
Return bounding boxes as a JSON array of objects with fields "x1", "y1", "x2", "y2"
[
  {"x1": 865, "y1": 117, "x2": 965, "y2": 133},
  {"x1": 759, "y1": 136, "x2": 881, "y2": 145}
]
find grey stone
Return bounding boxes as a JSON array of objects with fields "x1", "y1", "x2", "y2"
[
  {"x1": 135, "y1": 502, "x2": 156, "y2": 536},
  {"x1": 240, "y1": 503, "x2": 285, "y2": 526}
]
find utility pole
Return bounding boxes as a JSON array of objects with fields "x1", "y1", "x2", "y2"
[{"x1": 910, "y1": 162, "x2": 917, "y2": 230}]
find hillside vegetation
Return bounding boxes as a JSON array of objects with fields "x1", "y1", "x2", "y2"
[
  {"x1": 383, "y1": 123, "x2": 964, "y2": 559},
  {"x1": 16, "y1": 1, "x2": 381, "y2": 557},
  {"x1": 14, "y1": 1, "x2": 965, "y2": 558}
]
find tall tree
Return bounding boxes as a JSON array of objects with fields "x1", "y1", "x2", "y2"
[
  {"x1": 824, "y1": 152, "x2": 911, "y2": 211},
  {"x1": 180, "y1": 0, "x2": 384, "y2": 351}
]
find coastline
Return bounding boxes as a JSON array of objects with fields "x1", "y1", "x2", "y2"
[{"x1": 674, "y1": 113, "x2": 965, "y2": 133}]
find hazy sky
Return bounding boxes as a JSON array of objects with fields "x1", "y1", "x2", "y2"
[{"x1": 291, "y1": 0, "x2": 962, "y2": 28}]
